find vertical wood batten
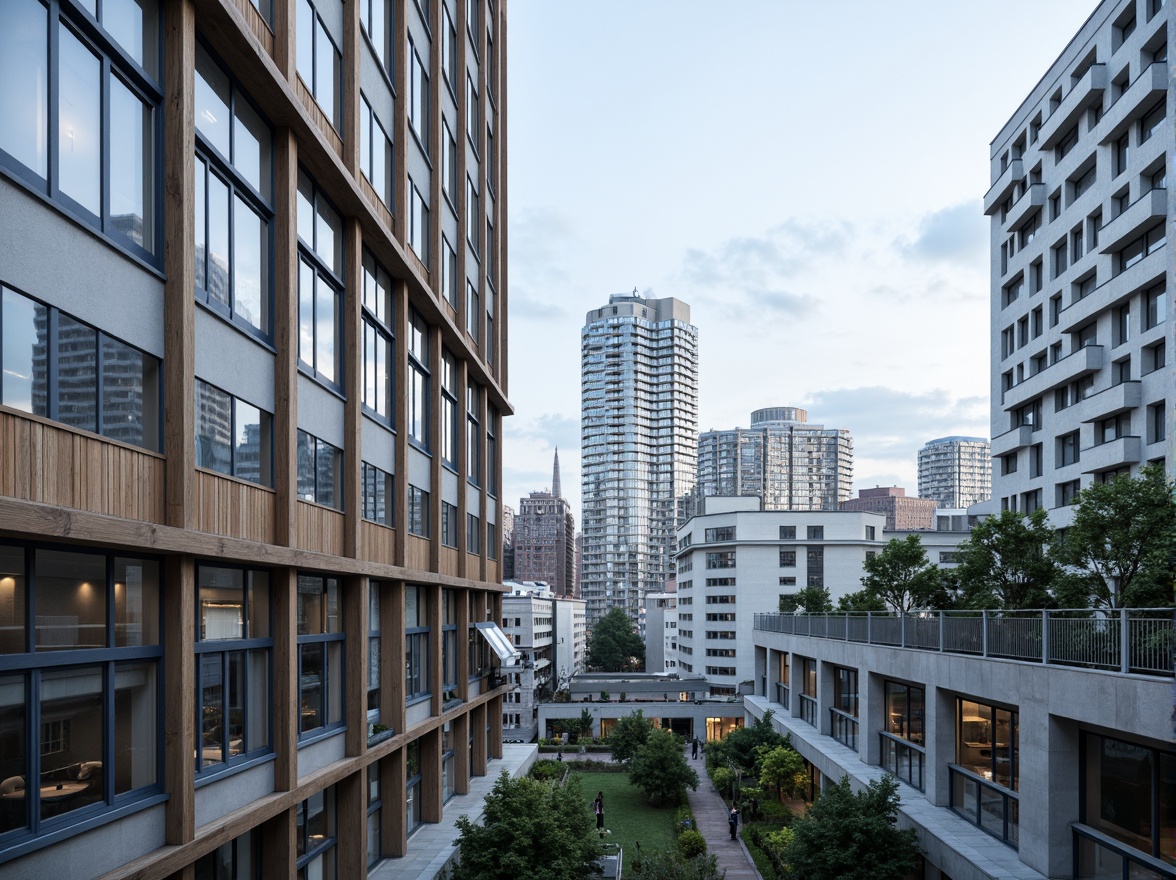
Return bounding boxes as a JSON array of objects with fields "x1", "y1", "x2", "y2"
[{"x1": 274, "y1": 129, "x2": 299, "y2": 548}]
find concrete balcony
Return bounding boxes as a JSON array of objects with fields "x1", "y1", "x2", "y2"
[
  {"x1": 1078, "y1": 381, "x2": 1141, "y2": 423},
  {"x1": 1098, "y1": 63, "x2": 1168, "y2": 144},
  {"x1": 1040, "y1": 63, "x2": 1108, "y2": 148},
  {"x1": 1002, "y1": 345, "x2": 1105, "y2": 411},
  {"x1": 991, "y1": 425, "x2": 1035, "y2": 457},
  {"x1": 1005, "y1": 182, "x2": 1046, "y2": 231},
  {"x1": 1098, "y1": 188, "x2": 1167, "y2": 255},
  {"x1": 1058, "y1": 247, "x2": 1166, "y2": 334},
  {"x1": 1080, "y1": 436, "x2": 1142, "y2": 474},
  {"x1": 984, "y1": 158, "x2": 1024, "y2": 215}
]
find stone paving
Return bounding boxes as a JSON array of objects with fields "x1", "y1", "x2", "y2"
[{"x1": 683, "y1": 749, "x2": 763, "y2": 880}]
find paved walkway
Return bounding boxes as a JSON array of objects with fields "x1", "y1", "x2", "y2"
[{"x1": 684, "y1": 750, "x2": 762, "y2": 880}]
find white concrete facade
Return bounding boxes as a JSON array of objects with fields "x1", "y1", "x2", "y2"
[
  {"x1": 553, "y1": 595, "x2": 588, "y2": 687},
  {"x1": 644, "y1": 591, "x2": 680, "y2": 673},
  {"x1": 986, "y1": 0, "x2": 1173, "y2": 522},
  {"x1": 501, "y1": 590, "x2": 555, "y2": 742}
]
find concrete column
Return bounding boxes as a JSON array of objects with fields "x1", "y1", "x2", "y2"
[{"x1": 927, "y1": 687, "x2": 955, "y2": 808}]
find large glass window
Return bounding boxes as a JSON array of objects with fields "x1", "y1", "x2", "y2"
[
  {"x1": 406, "y1": 740, "x2": 422, "y2": 834},
  {"x1": 359, "y1": 94, "x2": 392, "y2": 207},
  {"x1": 194, "y1": 827, "x2": 261, "y2": 879},
  {"x1": 297, "y1": 170, "x2": 343, "y2": 387},
  {"x1": 441, "y1": 501, "x2": 458, "y2": 547},
  {"x1": 466, "y1": 176, "x2": 480, "y2": 254},
  {"x1": 1081, "y1": 731, "x2": 1175, "y2": 868},
  {"x1": 367, "y1": 584, "x2": 381, "y2": 727},
  {"x1": 408, "y1": 178, "x2": 429, "y2": 262},
  {"x1": 359, "y1": 0, "x2": 391, "y2": 74},
  {"x1": 361, "y1": 250, "x2": 393, "y2": 423},
  {"x1": 296, "y1": 0, "x2": 341, "y2": 129},
  {"x1": 487, "y1": 406, "x2": 498, "y2": 497},
  {"x1": 195, "y1": 379, "x2": 272, "y2": 486},
  {"x1": 881, "y1": 680, "x2": 925, "y2": 791},
  {"x1": 366, "y1": 763, "x2": 382, "y2": 869},
  {"x1": 407, "y1": 309, "x2": 430, "y2": 450},
  {"x1": 295, "y1": 786, "x2": 337, "y2": 880},
  {"x1": 405, "y1": 586, "x2": 430, "y2": 700},
  {"x1": 0, "y1": 0, "x2": 160, "y2": 258},
  {"x1": 297, "y1": 430, "x2": 343, "y2": 510},
  {"x1": 195, "y1": 565, "x2": 271, "y2": 772},
  {"x1": 467, "y1": 382, "x2": 481, "y2": 484},
  {"x1": 466, "y1": 513, "x2": 481, "y2": 555},
  {"x1": 951, "y1": 698, "x2": 1019, "y2": 847},
  {"x1": 442, "y1": 590, "x2": 458, "y2": 701},
  {"x1": 408, "y1": 485, "x2": 430, "y2": 537},
  {"x1": 361, "y1": 462, "x2": 392, "y2": 526},
  {"x1": 408, "y1": 41, "x2": 428, "y2": 147},
  {"x1": 194, "y1": 42, "x2": 272, "y2": 338},
  {"x1": 0, "y1": 545, "x2": 161, "y2": 839},
  {"x1": 442, "y1": 4, "x2": 456, "y2": 89},
  {"x1": 441, "y1": 350, "x2": 458, "y2": 467},
  {"x1": 297, "y1": 575, "x2": 343, "y2": 736},
  {"x1": 442, "y1": 237, "x2": 458, "y2": 309},
  {"x1": 442, "y1": 121, "x2": 457, "y2": 204},
  {"x1": 0, "y1": 285, "x2": 161, "y2": 451}
]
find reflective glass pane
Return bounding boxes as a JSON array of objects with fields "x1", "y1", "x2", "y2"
[
  {"x1": 194, "y1": 158, "x2": 206, "y2": 290},
  {"x1": 207, "y1": 173, "x2": 231, "y2": 308},
  {"x1": 226, "y1": 651, "x2": 244, "y2": 757},
  {"x1": 327, "y1": 641, "x2": 342, "y2": 723},
  {"x1": 0, "y1": 0, "x2": 48, "y2": 178},
  {"x1": 0, "y1": 674, "x2": 27, "y2": 833},
  {"x1": 103, "y1": 0, "x2": 158, "y2": 77},
  {"x1": 300, "y1": 643, "x2": 324, "y2": 732},
  {"x1": 200, "y1": 652, "x2": 224, "y2": 766},
  {"x1": 1, "y1": 287, "x2": 49, "y2": 416},
  {"x1": 298, "y1": 260, "x2": 315, "y2": 367},
  {"x1": 297, "y1": 576, "x2": 323, "y2": 635},
  {"x1": 58, "y1": 27, "x2": 101, "y2": 215},
  {"x1": 360, "y1": 98, "x2": 371, "y2": 183},
  {"x1": 233, "y1": 96, "x2": 270, "y2": 198},
  {"x1": 315, "y1": 278, "x2": 336, "y2": 382},
  {"x1": 315, "y1": 24, "x2": 338, "y2": 127},
  {"x1": 101, "y1": 335, "x2": 154, "y2": 449},
  {"x1": 248, "y1": 571, "x2": 270, "y2": 639},
  {"x1": 114, "y1": 557, "x2": 159, "y2": 646},
  {"x1": 198, "y1": 566, "x2": 244, "y2": 640},
  {"x1": 315, "y1": 198, "x2": 340, "y2": 275},
  {"x1": 109, "y1": 75, "x2": 151, "y2": 249},
  {"x1": 297, "y1": 430, "x2": 315, "y2": 501},
  {"x1": 295, "y1": 0, "x2": 314, "y2": 89},
  {"x1": 35, "y1": 549, "x2": 105, "y2": 650},
  {"x1": 40, "y1": 666, "x2": 104, "y2": 818},
  {"x1": 246, "y1": 648, "x2": 268, "y2": 752},
  {"x1": 316, "y1": 441, "x2": 340, "y2": 509},
  {"x1": 114, "y1": 661, "x2": 156, "y2": 793},
  {"x1": 233, "y1": 195, "x2": 265, "y2": 330},
  {"x1": 55, "y1": 313, "x2": 98, "y2": 433},
  {"x1": 195, "y1": 380, "x2": 232, "y2": 475},
  {"x1": 233, "y1": 397, "x2": 264, "y2": 484}
]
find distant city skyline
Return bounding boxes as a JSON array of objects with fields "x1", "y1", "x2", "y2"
[{"x1": 503, "y1": 0, "x2": 1097, "y2": 519}]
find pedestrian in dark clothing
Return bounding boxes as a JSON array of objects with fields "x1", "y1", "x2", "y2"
[
  {"x1": 728, "y1": 806, "x2": 739, "y2": 840},
  {"x1": 556, "y1": 749, "x2": 562, "y2": 762},
  {"x1": 691, "y1": 737, "x2": 699, "y2": 759},
  {"x1": 594, "y1": 791, "x2": 604, "y2": 830}
]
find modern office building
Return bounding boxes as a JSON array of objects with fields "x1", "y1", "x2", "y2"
[
  {"x1": 552, "y1": 593, "x2": 588, "y2": 687},
  {"x1": 751, "y1": 608, "x2": 1173, "y2": 880},
  {"x1": 0, "y1": 0, "x2": 515, "y2": 877},
  {"x1": 500, "y1": 587, "x2": 554, "y2": 743},
  {"x1": 674, "y1": 496, "x2": 886, "y2": 696},
  {"x1": 643, "y1": 589, "x2": 679, "y2": 674},
  {"x1": 984, "y1": 0, "x2": 1172, "y2": 521},
  {"x1": 917, "y1": 437, "x2": 993, "y2": 510},
  {"x1": 580, "y1": 293, "x2": 699, "y2": 626},
  {"x1": 511, "y1": 450, "x2": 576, "y2": 596},
  {"x1": 693, "y1": 407, "x2": 853, "y2": 515},
  {"x1": 841, "y1": 486, "x2": 938, "y2": 531}
]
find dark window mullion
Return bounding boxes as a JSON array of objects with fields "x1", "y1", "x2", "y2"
[
  {"x1": 29, "y1": 670, "x2": 42, "y2": 833},
  {"x1": 100, "y1": 54, "x2": 111, "y2": 236},
  {"x1": 48, "y1": 4, "x2": 61, "y2": 200},
  {"x1": 47, "y1": 308, "x2": 59, "y2": 421},
  {"x1": 102, "y1": 660, "x2": 114, "y2": 803}
]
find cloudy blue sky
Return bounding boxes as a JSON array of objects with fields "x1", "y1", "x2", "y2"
[{"x1": 503, "y1": 1, "x2": 1097, "y2": 517}]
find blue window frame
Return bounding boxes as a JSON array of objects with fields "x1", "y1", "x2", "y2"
[
  {"x1": 295, "y1": 785, "x2": 337, "y2": 878},
  {"x1": 296, "y1": 169, "x2": 344, "y2": 390},
  {"x1": 405, "y1": 739, "x2": 422, "y2": 835},
  {"x1": 0, "y1": 0, "x2": 162, "y2": 265},
  {"x1": 442, "y1": 590, "x2": 458, "y2": 703},
  {"x1": 0, "y1": 542, "x2": 164, "y2": 858},
  {"x1": 361, "y1": 249, "x2": 394, "y2": 425},
  {"x1": 296, "y1": 575, "x2": 344, "y2": 738},
  {"x1": 405, "y1": 586, "x2": 430, "y2": 701},
  {"x1": 194, "y1": 565, "x2": 272, "y2": 776}
]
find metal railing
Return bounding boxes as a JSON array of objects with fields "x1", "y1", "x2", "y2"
[
  {"x1": 950, "y1": 764, "x2": 1019, "y2": 848},
  {"x1": 879, "y1": 731, "x2": 925, "y2": 792},
  {"x1": 754, "y1": 609, "x2": 1173, "y2": 675},
  {"x1": 829, "y1": 708, "x2": 858, "y2": 751},
  {"x1": 798, "y1": 693, "x2": 817, "y2": 727},
  {"x1": 1072, "y1": 823, "x2": 1176, "y2": 879}
]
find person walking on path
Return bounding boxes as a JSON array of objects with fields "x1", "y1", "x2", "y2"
[
  {"x1": 691, "y1": 736, "x2": 699, "y2": 760},
  {"x1": 594, "y1": 791, "x2": 604, "y2": 831},
  {"x1": 728, "y1": 805, "x2": 739, "y2": 840}
]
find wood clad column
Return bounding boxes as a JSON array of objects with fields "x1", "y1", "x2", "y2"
[
  {"x1": 342, "y1": 0, "x2": 361, "y2": 178},
  {"x1": 274, "y1": 130, "x2": 300, "y2": 548},
  {"x1": 163, "y1": 0, "x2": 195, "y2": 532},
  {"x1": 428, "y1": 325, "x2": 443, "y2": 571},
  {"x1": 163, "y1": 555, "x2": 194, "y2": 845},
  {"x1": 272, "y1": 567, "x2": 299, "y2": 790},
  {"x1": 343, "y1": 219, "x2": 363, "y2": 559},
  {"x1": 391, "y1": 0, "x2": 409, "y2": 240},
  {"x1": 344, "y1": 574, "x2": 367, "y2": 755},
  {"x1": 420, "y1": 726, "x2": 441, "y2": 823},
  {"x1": 261, "y1": 807, "x2": 296, "y2": 880},
  {"x1": 273, "y1": 0, "x2": 297, "y2": 83},
  {"x1": 454, "y1": 710, "x2": 470, "y2": 794},
  {"x1": 392, "y1": 283, "x2": 409, "y2": 566},
  {"x1": 470, "y1": 701, "x2": 486, "y2": 777}
]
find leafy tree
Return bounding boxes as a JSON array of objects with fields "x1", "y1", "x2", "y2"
[
  {"x1": 780, "y1": 584, "x2": 833, "y2": 613},
  {"x1": 607, "y1": 710, "x2": 653, "y2": 764},
  {"x1": 758, "y1": 744, "x2": 807, "y2": 801},
  {"x1": 575, "y1": 708, "x2": 595, "y2": 742},
  {"x1": 1052, "y1": 465, "x2": 1176, "y2": 609},
  {"x1": 452, "y1": 771, "x2": 602, "y2": 880},
  {"x1": 860, "y1": 535, "x2": 943, "y2": 613},
  {"x1": 708, "y1": 711, "x2": 786, "y2": 776},
  {"x1": 836, "y1": 588, "x2": 887, "y2": 612},
  {"x1": 954, "y1": 508, "x2": 1060, "y2": 609},
  {"x1": 710, "y1": 766, "x2": 737, "y2": 800},
  {"x1": 627, "y1": 727, "x2": 699, "y2": 805},
  {"x1": 783, "y1": 775, "x2": 919, "y2": 880},
  {"x1": 587, "y1": 607, "x2": 645, "y2": 671}
]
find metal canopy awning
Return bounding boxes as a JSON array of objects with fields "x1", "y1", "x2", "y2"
[{"x1": 474, "y1": 621, "x2": 521, "y2": 665}]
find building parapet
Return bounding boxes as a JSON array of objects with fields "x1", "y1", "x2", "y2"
[{"x1": 753, "y1": 609, "x2": 1173, "y2": 676}]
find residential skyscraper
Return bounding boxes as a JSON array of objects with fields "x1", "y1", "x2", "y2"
[
  {"x1": 0, "y1": 0, "x2": 514, "y2": 877},
  {"x1": 694, "y1": 407, "x2": 853, "y2": 513},
  {"x1": 985, "y1": 0, "x2": 1171, "y2": 519},
  {"x1": 512, "y1": 450, "x2": 577, "y2": 596},
  {"x1": 580, "y1": 293, "x2": 699, "y2": 626},
  {"x1": 918, "y1": 436, "x2": 992, "y2": 509}
]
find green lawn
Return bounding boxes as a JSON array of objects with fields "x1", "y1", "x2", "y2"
[{"x1": 575, "y1": 770, "x2": 679, "y2": 861}]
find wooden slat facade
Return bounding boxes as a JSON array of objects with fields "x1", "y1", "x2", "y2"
[
  {"x1": 295, "y1": 74, "x2": 344, "y2": 159},
  {"x1": 360, "y1": 520, "x2": 397, "y2": 566},
  {"x1": 230, "y1": 0, "x2": 274, "y2": 58},
  {"x1": 405, "y1": 535, "x2": 430, "y2": 571},
  {"x1": 193, "y1": 470, "x2": 275, "y2": 543},
  {"x1": 296, "y1": 501, "x2": 345, "y2": 556}
]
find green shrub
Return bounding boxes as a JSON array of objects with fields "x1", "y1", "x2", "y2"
[
  {"x1": 678, "y1": 829, "x2": 707, "y2": 860},
  {"x1": 710, "y1": 767, "x2": 736, "y2": 799},
  {"x1": 529, "y1": 759, "x2": 563, "y2": 781}
]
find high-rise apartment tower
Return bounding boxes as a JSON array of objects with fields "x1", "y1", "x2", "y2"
[
  {"x1": 694, "y1": 407, "x2": 853, "y2": 513},
  {"x1": 0, "y1": 0, "x2": 514, "y2": 877},
  {"x1": 918, "y1": 436, "x2": 992, "y2": 509},
  {"x1": 580, "y1": 293, "x2": 699, "y2": 625},
  {"x1": 985, "y1": 0, "x2": 1172, "y2": 519}
]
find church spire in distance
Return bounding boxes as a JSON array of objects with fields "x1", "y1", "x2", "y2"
[{"x1": 552, "y1": 448, "x2": 562, "y2": 500}]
